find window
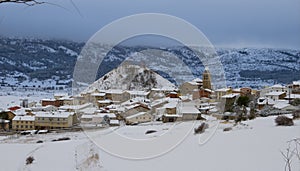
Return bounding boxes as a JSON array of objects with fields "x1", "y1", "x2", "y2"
[
  {"x1": 16, "y1": 125, "x2": 19, "y2": 128},
  {"x1": 25, "y1": 125, "x2": 28, "y2": 128},
  {"x1": 21, "y1": 125, "x2": 23, "y2": 128},
  {"x1": 25, "y1": 121, "x2": 28, "y2": 124}
]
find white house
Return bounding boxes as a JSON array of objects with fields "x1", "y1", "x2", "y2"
[{"x1": 125, "y1": 112, "x2": 153, "y2": 125}]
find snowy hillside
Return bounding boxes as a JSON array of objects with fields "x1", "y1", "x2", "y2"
[
  {"x1": 0, "y1": 116, "x2": 299, "y2": 171},
  {"x1": 84, "y1": 63, "x2": 176, "y2": 92},
  {"x1": 0, "y1": 37, "x2": 299, "y2": 89}
]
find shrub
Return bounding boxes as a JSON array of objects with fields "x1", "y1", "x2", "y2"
[
  {"x1": 26, "y1": 156, "x2": 34, "y2": 165},
  {"x1": 275, "y1": 116, "x2": 294, "y2": 126},
  {"x1": 293, "y1": 110, "x2": 300, "y2": 119},
  {"x1": 237, "y1": 96, "x2": 250, "y2": 107},
  {"x1": 223, "y1": 127, "x2": 232, "y2": 132},
  {"x1": 194, "y1": 123, "x2": 209, "y2": 134},
  {"x1": 145, "y1": 130, "x2": 157, "y2": 134},
  {"x1": 52, "y1": 137, "x2": 70, "y2": 142}
]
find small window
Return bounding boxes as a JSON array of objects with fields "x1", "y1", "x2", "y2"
[
  {"x1": 16, "y1": 125, "x2": 19, "y2": 128},
  {"x1": 21, "y1": 125, "x2": 23, "y2": 128}
]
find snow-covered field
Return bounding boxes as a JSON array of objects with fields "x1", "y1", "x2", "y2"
[
  {"x1": 0, "y1": 89, "x2": 70, "y2": 109},
  {"x1": 0, "y1": 116, "x2": 299, "y2": 171}
]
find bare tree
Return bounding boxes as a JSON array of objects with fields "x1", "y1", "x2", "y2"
[
  {"x1": 281, "y1": 138, "x2": 300, "y2": 171},
  {"x1": 0, "y1": 0, "x2": 44, "y2": 6}
]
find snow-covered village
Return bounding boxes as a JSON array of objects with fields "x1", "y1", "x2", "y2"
[
  {"x1": 1, "y1": 1, "x2": 300, "y2": 171},
  {"x1": 0, "y1": 62, "x2": 299, "y2": 170}
]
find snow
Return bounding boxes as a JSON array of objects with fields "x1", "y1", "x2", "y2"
[
  {"x1": 58, "y1": 46, "x2": 78, "y2": 56},
  {"x1": 273, "y1": 102, "x2": 290, "y2": 109},
  {"x1": 181, "y1": 106, "x2": 200, "y2": 114},
  {"x1": 35, "y1": 111, "x2": 73, "y2": 118},
  {"x1": 0, "y1": 116, "x2": 299, "y2": 170},
  {"x1": 285, "y1": 94, "x2": 300, "y2": 99},
  {"x1": 221, "y1": 93, "x2": 240, "y2": 98},
  {"x1": 126, "y1": 112, "x2": 147, "y2": 119},
  {"x1": 265, "y1": 91, "x2": 286, "y2": 96},
  {"x1": 12, "y1": 115, "x2": 35, "y2": 121}
]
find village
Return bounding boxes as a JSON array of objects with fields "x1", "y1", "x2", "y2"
[{"x1": 0, "y1": 68, "x2": 299, "y2": 134}]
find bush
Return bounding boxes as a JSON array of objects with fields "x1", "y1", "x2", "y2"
[
  {"x1": 293, "y1": 110, "x2": 300, "y2": 119},
  {"x1": 275, "y1": 116, "x2": 294, "y2": 126},
  {"x1": 52, "y1": 137, "x2": 70, "y2": 142},
  {"x1": 26, "y1": 156, "x2": 34, "y2": 165},
  {"x1": 237, "y1": 96, "x2": 250, "y2": 107},
  {"x1": 145, "y1": 130, "x2": 157, "y2": 134},
  {"x1": 194, "y1": 123, "x2": 209, "y2": 134},
  {"x1": 223, "y1": 127, "x2": 232, "y2": 132}
]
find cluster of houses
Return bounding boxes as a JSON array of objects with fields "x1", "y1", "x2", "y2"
[{"x1": 1, "y1": 69, "x2": 300, "y2": 132}]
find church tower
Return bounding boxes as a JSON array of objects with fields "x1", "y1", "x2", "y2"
[{"x1": 202, "y1": 68, "x2": 212, "y2": 90}]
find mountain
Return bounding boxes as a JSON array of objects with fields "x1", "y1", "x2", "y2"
[
  {"x1": 84, "y1": 63, "x2": 176, "y2": 92},
  {"x1": 0, "y1": 37, "x2": 299, "y2": 89}
]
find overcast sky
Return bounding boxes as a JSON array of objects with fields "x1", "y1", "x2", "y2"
[{"x1": 0, "y1": 0, "x2": 299, "y2": 49}]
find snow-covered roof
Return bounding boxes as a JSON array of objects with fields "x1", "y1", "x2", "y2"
[
  {"x1": 54, "y1": 93, "x2": 68, "y2": 97},
  {"x1": 271, "y1": 84, "x2": 286, "y2": 88},
  {"x1": 233, "y1": 88, "x2": 241, "y2": 92},
  {"x1": 59, "y1": 103, "x2": 92, "y2": 110},
  {"x1": 265, "y1": 91, "x2": 286, "y2": 96},
  {"x1": 80, "y1": 107, "x2": 98, "y2": 114},
  {"x1": 13, "y1": 108, "x2": 28, "y2": 116},
  {"x1": 106, "y1": 89, "x2": 125, "y2": 94},
  {"x1": 192, "y1": 78, "x2": 203, "y2": 83},
  {"x1": 126, "y1": 91, "x2": 149, "y2": 96},
  {"x1": 13, "y1": 115, "x2": 35, "y2": 121},
  {"x1": 187, "y1": 81, "x2": 201, "y2": 86},
  {"x1": 81, "y1": 114, "x2": 95, "y2": 119},
  {"x1": 41, "y1": 98, "x2": 56, "y2": 102},
  {"x1": 181, "y1": 106, "x2": 200, "y2": 114},
  {"x1": 163, "y1": 101, "x2": 178, "y2": 108},
  {"x1": 204, "y1": 89, "x2": 213, "y2": 93},
  {"x1": 293, "y1": 81, "x2": 300, "y2": 85},
  {"x1": 125, "y1": 104, "x2": 142, "y2": 110},
  {"x1": 97, "y1": 113, "x2": 116, "y2": 118},
  {"x1": 35, "y1": 111, "x2": 73, "y2": 118},
  {"x1": 91, "y1": 93, "x2": 106, "y2": 97},
  {"x1": 285, "y1": 94, "x2": 300, "y2": 99},
  {"x1": 98, "y1": 100, "x2": 112, "y2": 104},
  {"x1": 59, "y1": 96, "x2": 73, "y2": 101},
  {"x1": 273, "y1": 102, "x2": 290, "y2": 109},
  {"x1": 163, "y1": 114, "x2": 182, "y2": 117},
  {"x1": 151, "y1": 87, "x2": 178, "y2": 91},
  {"x1": 126, "y1": 112, "x2": 148, "y2": 119},
  {"x1": 110, "y1": 120, "x2": 120, "y2": 125},
  {"x1": 221, "y1": 93, "x2": 239, "y2": 98}
]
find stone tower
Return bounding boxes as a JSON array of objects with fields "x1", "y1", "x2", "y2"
[{"x1": 202, "y1": 68, "x2": 212, "y2": 90}]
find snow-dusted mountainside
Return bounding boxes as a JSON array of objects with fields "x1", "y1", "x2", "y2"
[
  {"x1": 0, "y1": 37, "x2": 299, "y2": 89},
  {"x1": 84, "y1": 63, "x2": 176, "y2": 92}
]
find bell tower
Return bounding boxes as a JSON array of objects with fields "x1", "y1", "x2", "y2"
[{"x1": 202, "y1": 67, "x2": 212, "y2": 90}]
